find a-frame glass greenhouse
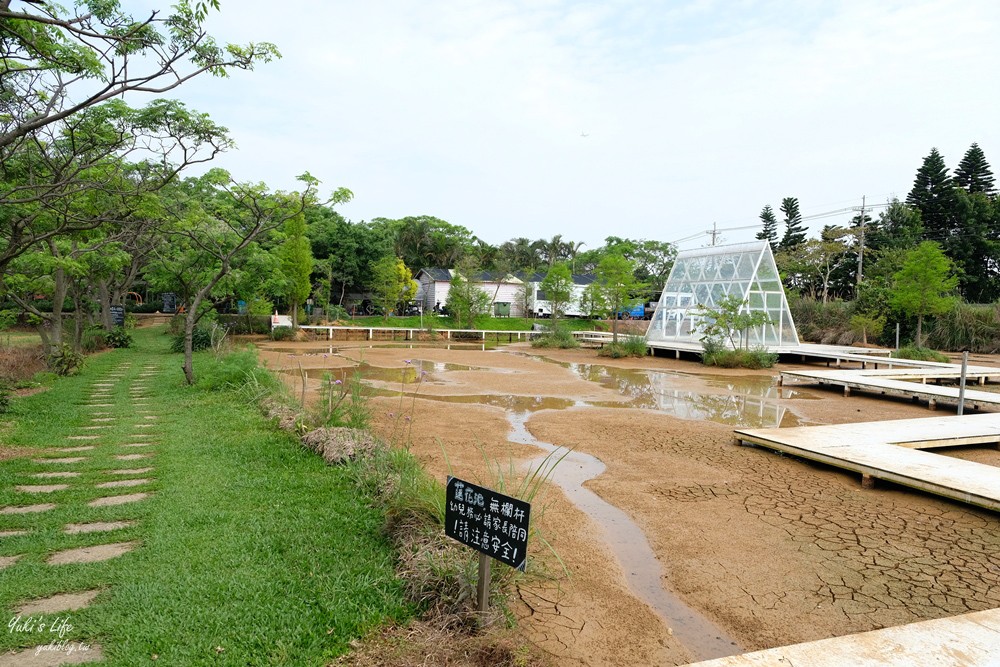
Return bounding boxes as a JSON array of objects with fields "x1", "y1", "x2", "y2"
[{"x1": 646, "y1": 241, "x2": 799, "y2": 350}]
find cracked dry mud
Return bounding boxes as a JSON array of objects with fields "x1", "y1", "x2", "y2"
[{"x1": 264, "y1": 341, "x2": 1000, "y2": 666}]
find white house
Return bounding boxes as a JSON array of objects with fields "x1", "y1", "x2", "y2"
[{"x1": 414, "y1": 268, "x2": 597, "y2": 318}]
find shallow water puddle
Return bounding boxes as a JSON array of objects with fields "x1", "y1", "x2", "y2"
[{"x1": 508, "y1": 411, "x2": 741, "y2": 659}]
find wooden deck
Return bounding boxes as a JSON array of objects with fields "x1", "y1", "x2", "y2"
[
  {"x1": 780, "y1": 367, "x2": 1000, "y2": 411},
  {"x1": 684, "y1": 608, "x2": 1000, "y2": 666},
  {"x1": 734, "y1": 413, "x2": 1000, "y2": 512}
]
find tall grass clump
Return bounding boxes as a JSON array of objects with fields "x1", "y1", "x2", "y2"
[
  {"x1": 701, "y1": 340, "x2": 778, "y2": 369},
  {"x1": 893, "y1": 345, "x2": 949, "y2": 363},
  {"x1": 598, "y1": 335, "x2": 648, "y2": 358},
  {"x1": 927, "y1": 302, "x2": 1000, "y2": 353},
  {"x1": 530, "y1": 324, "x2": 579, "y2": 349}
]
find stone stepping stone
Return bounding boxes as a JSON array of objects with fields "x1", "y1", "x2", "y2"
[
  {"x1": 0, "y1": 643, "x2": 105, "y2": 665},
  {"x1": 142, "y1": 416, "x2": 159, "y2": 420},
  {"x1": 95, "y1": 479, "x2": 150, "y2": 489},
  {"x1": 87, "y1": 493, "x2": 148, "y2": 507},
  {"x1": 54, "y1": 446, "x2": 94, "y2": 453},
  {"x1": 67, "y1": 435, "x2": 99, "y2": 441},
  {"x1": 0, "y1": 504, "x2": 55, "y2": 515},
  {"x1": 0, "y1": 555, "x2": 22, "y2": 570},
  {"x1": 114, "y1": 454, "x2": 151, "y2": 461},
  {"x1": 47, "y1": 541, "x2": 136, "y2": 565},
  {"x1": 83, "y1": 403, "x2": 113, "y2": 407},
  {"x1": 92, "y1": 383, "x2": 113, "y2": 387},
  {"x1": 33, "y1": 457, "x2": 85, "y2": 464},
  {"x1": 64, "y1": 521, "x2": 134, "y2": 535},
  {"x1": 0, "y1": 530, "x2": 27, "y2": 538},
  {"x1": 14, "y1": 589, "x2": 101, "y2": 615},
  {"x1": 132, "y1": 424, "x2": 155, "y2": 429},
  {"x1": 78, "y1": 426, "x2": 109, "y2": 430},
  {"x1": 106, "y1": 468, "x2": 153, "y2": 475},
  {"x1": 32, "y1": 472, "x2": 80, "y2": 479},
  {"x1": 90, "y1": 418, "x2": 115, "y2": 422},
  {"x1": 122, "y1": 443, "x2": 153, "y2": 448},
  {"x1": 15, "y1": 485, "x2": 69, "y2": 493}
]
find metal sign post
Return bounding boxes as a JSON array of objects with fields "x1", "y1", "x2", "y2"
[{"x1": 444, "y1": 476, "x2": 531, "y2": 620}]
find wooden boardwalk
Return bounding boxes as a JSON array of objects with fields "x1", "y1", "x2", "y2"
[
  {"x1": 734, "y1": 413, "x2": 1000, "y2": 512},
  {"x1": 780, "y1": 367, "x2": 1000, "y2": 411},
  {"x1": 684, "y1": 608, "x2": 1000, "y2": 666}
]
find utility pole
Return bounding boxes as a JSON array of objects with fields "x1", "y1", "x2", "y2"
[
  {"x1": 709, "y1": 221, "x2": 719, "y2": 246},
  {"x1": 854, "y1": 195, "x2": 867, "y2": 287}
]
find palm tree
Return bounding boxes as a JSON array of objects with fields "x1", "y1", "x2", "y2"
[{"x1": 567, "y1": 240, "x2": 586, "y2": 273}]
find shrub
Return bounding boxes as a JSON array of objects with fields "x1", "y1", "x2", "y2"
[
  {"x1": 598, "y1": 336, "x2": 647, "y2": 358},
  {"x1": 326, "y1": 304, "x2": 350, "y2": 321},
  {"x1": 270, "y1": 326, "x2": 294, "y2": 341},
  {"x1": 46, "y1": 344, "x2": 84, "y2": 376},
  {"x1": 105, "y1": 327, "x2": 133, "y2": 349},
  {"x1": 790, "y1": 298, "x2": 855, "y2": 344},
  {"x1": 0, "y1": 385, "x2": 11, "y2": 414},
  {"x1": 893, "y1": 346, "x2": 949, "y2": 363},
  {"x1": 81, "y1": 326, "x2": 108, "y2": 353},
  {"x1": 169, "y1": 327, "x2": 212, "y2": 353},
  {"x1": 530, "y1": 326, "x2": 579, "y2": 349},
  {"x1": 926, "y1": 302, "x2": 1000, "y2": 353},
  {"x1": 702, "y1": 343, "x2": 777, "y2": 369}
]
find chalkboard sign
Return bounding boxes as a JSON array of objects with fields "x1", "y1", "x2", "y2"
[
  {"x1": 162, "y1": 292, "x2": 176, "y2": 314},
  {"x1": 109, "y1": 305, "x2": 125, "y2": 327},
  {"x1": 445, "y1": 477, "x2": 530, "y2": 571}
]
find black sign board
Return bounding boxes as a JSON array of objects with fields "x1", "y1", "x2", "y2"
[
  {"x1": 445, "y1": 476, "x2": 530, "y2": 571},
  {"x1": 162, "y1": 292, "x2": 176, "y2": 314},
  {"x1": 109, "y1": 305, "x2": 125, "y2": 327}
]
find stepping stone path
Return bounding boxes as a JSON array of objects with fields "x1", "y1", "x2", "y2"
[
  {"x1": 47, "y1": 541, "x2": 137, "y2": 565},
  {"x1": 15, "y1": 485, "x2": 69, "y2": 494},
  {"x1": 0, "y1": 504, "x2": 55, "y2": 514},
  {"x1": 95, "y1": 479, "x2": 151, "y2": 489},
  {"x1": 87, "y1": 493, "x2": 148, "y2": 507},
  {"x1": 0, "y1": 363, "x2": 161, "y2": 660},
  {"x1": 64, "y1": 521, "x2": 134, "y2": 535}
]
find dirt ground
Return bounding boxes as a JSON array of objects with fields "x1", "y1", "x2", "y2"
[{"x1": 257, "y1": 340, "x2": 1000, "y2": 666}]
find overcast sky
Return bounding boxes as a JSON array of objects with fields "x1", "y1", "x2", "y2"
[{"x1": 169, "y1": 0, "x2": 1000, "y2": 251}]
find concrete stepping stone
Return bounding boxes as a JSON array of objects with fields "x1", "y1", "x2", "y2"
[
  {"x1": 114, "y1": 454, "x2": 151, "y2": 461},
  {"x1": 78, "y1": 426, "x2": 109, "y2": 430},
  {"x1": 14, "y1": 589, "x2": 101, "y2": 615},
  {"x1": 142, "y1": 416, "x2": 159, "y2": 420},
  {"x1": 16, "y1": 485, "x2": 69, "y2": 493},
  {"x1": 106, "y1": 468, "x2": 153, "y2": 475},
  {"x1": 32, "y1": 472, "x2": 80, "y2": 479},
  {"x1": 0, "y1": 643, "x2": 104, "y2": 665},
  {"x1": 64, "y1": 521, "x2": 134, "y2": 535},
  {"x1": 47, "y1": 541, "x2": 136, "y2": 565},
  {"x1": 33, "y1": 457, "x2": 85, "y2": 464},
  {"x1": 87, "y1": 493, "x2": 148, "y2": 507},
  {"x1": 67, "y1": 435, "x2": 99, "y2": 441},
  {"x1": 90, "y1": 418, "x2": 115, "y2": 422},
  {"x1": 122, "y1": 443, "x2": 153, "y2": 448},
  {"x1": 0, "y1": 555, "x2": 22, "y2": 570},
  {"x1": 0, "y1": 530, "x2": 27, "y2": 538},
  {"x1": 83, "y1": 403, "x2": 112, "y2": 407},
  {"x1": 54, "y1": 446, "x2": 94, "y2": 453},
  {"x1": 95, "y1": 479, "x2": 150, "y2": 489},
  {"x1": 132, "y1": 424, "x2": 155, "y2": 429},
  {"x1": 0, "y1": 504, "x2": 55, "y2": 515}
]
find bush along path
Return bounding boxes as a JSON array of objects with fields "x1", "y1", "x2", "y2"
[{"x1": 0, "y1": 329, "x2": 410, "y2": 665}]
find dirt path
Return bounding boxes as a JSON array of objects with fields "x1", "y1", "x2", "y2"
[
  {"x1": 259, "y1": 340, "x2": 1000, "y2": 666},
  {"x1": 0, "y1": 363, "x2": 164, "y2": 665}
]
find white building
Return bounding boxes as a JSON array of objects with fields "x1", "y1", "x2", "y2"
[{"x1": 414, "y1": 268, "x2": 597, "y2": 318}]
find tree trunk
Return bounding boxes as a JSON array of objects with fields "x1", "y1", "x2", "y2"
[
  {"x1": 291, "y1": 301, "x2": 298, "y2": 327},
  {"x1": 97, "y1": 280, "x2": 112, "y2": 330},
  {"x1": 182, "y1": 307, "x2": 198, "y2": 385},
  {"x1": 916, "y1": 315, "x2": 923, "y2": 348},
  {"x1": 612, "y1": 298, "x2": 620, "y2": 344}
]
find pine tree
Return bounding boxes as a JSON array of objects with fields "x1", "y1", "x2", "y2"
[
  {"x1": 955, "y1": 143, "x2": 996, "y2": 195},
  {"x1": 906, "y1": 148, "x2": 959, "y2": 241},
  {"x1": 756, "y1": 205, "x2": 778, "y2": 252},
  {"x1": 778, "y1": 197, "x2": 807, "y2": 250}
]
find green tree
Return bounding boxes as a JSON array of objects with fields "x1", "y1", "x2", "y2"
[
  {"x1": 890, "y1": 241, "x2": 958, "y2": 347},
  {"x1": 539, "y1": 263, "x2": 574, "y2": 323},
  {"x1": 278, "y1": 211, "x2": 313, "y2": 326},
  {"x1": 756, "y1": 205, "x2": 779, "y2": 252},
  {"x1": 307, "y1": 210, "x2": 390, "y2": 309},
  {"x1": 595, "y1": 254, "x2": 647, "y2": 343},
  {"x1": 955, "y1": 143, "x2": 995, "y2": 196},
  {"x1": 906, "y1": 148, "x2": 959, "y2": 243},
  {"x1": 447, "y1": 262, "x2": 493, "y2": 329},
  {"x1": 948, "y1": 190, "x2": 1000, "y2": 303},
  {"x1": 369, "y1": 256, "x2": 417, "y2": 323},
  {"x1": 778, "y1": 197, "x2": 807, "y2": 251},
  {"x1": 696, "y1": 294, "x2": 771, "y2": 351}
]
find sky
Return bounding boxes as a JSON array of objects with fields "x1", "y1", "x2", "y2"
[{"x1": 162, "y1": 0, "x2": 1000, "y2": 252}]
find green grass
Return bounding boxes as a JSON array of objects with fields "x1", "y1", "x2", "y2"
[
  {"x1": 0, "y1": 329, "x2": 43, "y2": 347},
  {"x1": 892, "y1": 345, "x2": 950, "y2": 363},
  {"x1": 0, "y1": 327, "x2": 410, "y2": 665}
]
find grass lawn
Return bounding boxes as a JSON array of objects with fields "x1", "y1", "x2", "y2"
[
  {"x1": 0, "y1": 327, "x2": 410, "y2": 665},
  {"x1": 347, "y1": 315, "x2": 599, "y2": 331}
]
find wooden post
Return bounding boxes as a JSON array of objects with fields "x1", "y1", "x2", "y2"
[
  {"x1": 861, "y1": 473, "x2": 875, "y2": 489},
  {"x1": 477, "y1": 552, "x2": 491, "y2": 619}
]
